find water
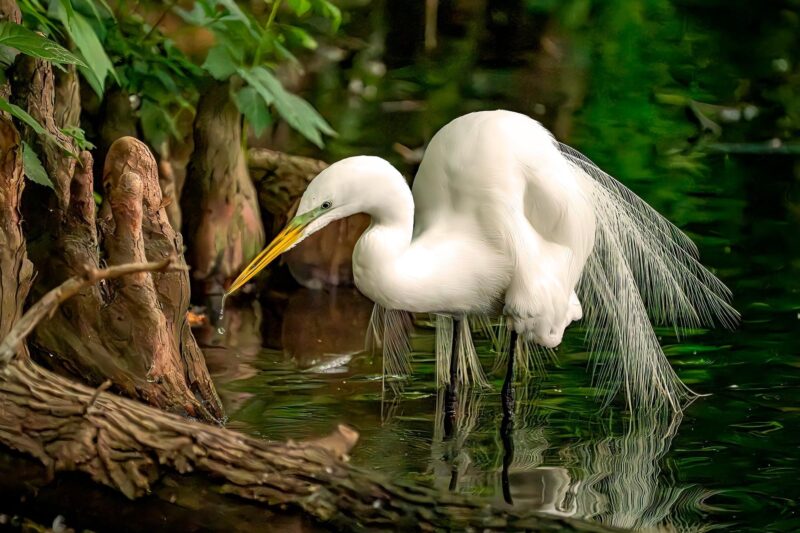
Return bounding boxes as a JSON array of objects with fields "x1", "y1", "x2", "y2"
[
  {"x1": 205, "y1": 3, "x2": 798, "y2": 530},
  {"x1": 206, "y1": 165, "x2": 799, "y2": 530}
]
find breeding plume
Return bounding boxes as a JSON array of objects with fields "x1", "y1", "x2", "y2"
[{"x1": 228, "y1": 110, "x2": 737, "y2": 412}]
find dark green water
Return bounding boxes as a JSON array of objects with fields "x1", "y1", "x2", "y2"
[
  {"x1": 208, "y1": 150, "x2": 799, "y2": 532},
  {"x1": 208, "y1": 3, "x2": 799, "y2": 530}
]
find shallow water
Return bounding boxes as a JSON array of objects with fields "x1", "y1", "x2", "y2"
[
  {"x1": 205, "y1": 3, "x2": 798, "y2": 529},
  {"x1": 206, "y1": 151, "x2": 799, "y2": 531}
]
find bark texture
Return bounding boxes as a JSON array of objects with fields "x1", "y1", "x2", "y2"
[
  {"x1": 0, "y1": 1, "x2": 33, "y2": 347},
  {"x1": 182, "y1": 80, "x2": 265, "y2": 293},
  {"x1": 248, "y1": 148, "x2": 370, "y2": 288},
  {"x1": 0, "y1": 359, "x2": 617, "y2": 532},
  {"x1": 7, "y1": 52, "x2": 221, "y2": 421}
]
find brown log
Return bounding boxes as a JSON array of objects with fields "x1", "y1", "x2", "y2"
[{"x1": 0, "y1": 358, "x2": 617, "y2": 532}]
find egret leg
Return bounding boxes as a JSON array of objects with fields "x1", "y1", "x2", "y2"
[
  {"x1": 444, "y1": 318, "x2": 461, "y2": 434},
  {"x1": 500, "y1": 330, "x2": 517, "y2": 505},
  {"x1": 502, "y1": 330, "x2": 517, "y2": 409}
]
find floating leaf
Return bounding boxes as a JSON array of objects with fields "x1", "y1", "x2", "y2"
[{"x1": 22, "y1": 141, "x2": 53, "y2": 189}]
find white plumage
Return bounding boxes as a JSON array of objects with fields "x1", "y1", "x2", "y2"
[{"x1": 228, "y1": 110, "x2": 738, "y2": 412}]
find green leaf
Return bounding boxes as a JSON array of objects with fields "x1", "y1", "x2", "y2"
[
  {"x1": 235, "y1": 86, "x2": 272, "y2": 137},
  {"x1": 311, "y1": 0, "x2": 342, "y2": 31},
  {"x1": 287, "y1": 0, "x2": 312, "y2": 16},
  {"x1": 238, "y1": 66, "x2": 335, "y2": 147},
  {"x1": 202, "y1": 45, "x2": 237, "y2": 80},
  {"x1": 60, "y1": 126, "x2": 95, "y2": 150},
  {"x1": 22, "y1": 141, "x2": 53, "y2": 189},
  {"x1": 55, "y1": 0, "x2": 117, "y2": 96},
  {"x1": 217, "y1": 0, "x2": 255, "y2": 30},
  {"x1": 0, "y1": 21, "x2": 86, "y2": 66},
  {"x1": 0, "y1": 96, "x2": 78, "y2": 156},
  {"x1": 283, "y1": 26, "x2": 317, "y2": 50},
  {"x1": 0, "y1": 96, "x2": 48, "y2": 135}
]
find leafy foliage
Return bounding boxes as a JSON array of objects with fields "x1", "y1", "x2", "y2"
[
  {"x1": 179, "y1": 0, "x2": 339, "y2": 146},
  {"x1": 14, "y1": 0, "x2": 341, "y2": 149},
  {"x1": 0, "y1": 20, "x2": 85, "y2": 67}
]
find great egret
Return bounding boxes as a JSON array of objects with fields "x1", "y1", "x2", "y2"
[{"x1": 227, "y1": 110, "x2": 738, "y2": 412}]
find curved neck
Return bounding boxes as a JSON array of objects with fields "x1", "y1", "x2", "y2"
[{"x1": 351, "y1": 183, "x2": 415, "y2": 308}]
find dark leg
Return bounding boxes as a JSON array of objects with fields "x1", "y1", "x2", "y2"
[
  {"x1": 502, "y1": 330, "x2": 517, "y2": 410},
  {"x1": 444, "y1": 318, "x2": 461, "y2": 439},
  {"x1": 500, "y1": 330, "x2": 517, "y2": 505}
]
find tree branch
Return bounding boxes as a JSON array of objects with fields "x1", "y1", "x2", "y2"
[{"x1": 0, "y1": 257, "x2": 186, "y2": 365}]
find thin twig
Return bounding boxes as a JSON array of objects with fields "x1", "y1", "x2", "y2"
[{"x1": 0, "y1": 256, "x2": 186, "y2": 366}]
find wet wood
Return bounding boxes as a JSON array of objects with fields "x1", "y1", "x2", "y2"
[{"x1": 0, "y1": 358, "x2": 617, "y2": 532}]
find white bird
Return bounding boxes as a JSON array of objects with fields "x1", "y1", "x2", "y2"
[{"x1": 227, "y1": 110, "x2": 738, "y2": 412}]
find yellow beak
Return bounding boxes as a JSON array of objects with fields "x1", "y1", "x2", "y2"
[{"x1": 226, "y1": 209, "x2": 320, "y2": 296}]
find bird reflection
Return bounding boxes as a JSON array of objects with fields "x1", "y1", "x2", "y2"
[{"x1": 426, "y1": 384, "x2": 713, "y2": 530}]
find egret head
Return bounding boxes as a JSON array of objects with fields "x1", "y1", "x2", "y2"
[{"x1": 227, "y1": 156, "x2": 407, "y2": 295}]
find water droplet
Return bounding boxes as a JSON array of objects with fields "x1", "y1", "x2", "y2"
[
  {"x1": 219, "y1": 293, "x2": 227, "y2": 323},
  {"x1": 217, "y1": 327, "x2": 226, "y2": 335}
]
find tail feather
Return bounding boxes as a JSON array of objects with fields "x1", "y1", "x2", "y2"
[
  {"x1": 559, "y1": 144, "x2": 738, "y2": 331},
  {"x1": 557, "y1": 143, "x2": 738, "y2": 411}
]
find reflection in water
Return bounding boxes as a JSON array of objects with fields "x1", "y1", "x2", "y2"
[
  {"x1": 424, "y1": 385, "x2": 713, "y2": 531},
  {"x1": 213, "y1": 288, "x2": 727, "y2": 530},
  {"x1": 199, "y1": 300, "x2": 264, "y2": 413},
  {"x1": 280, "y1": 288, "x2": 373, "y2": 370}
]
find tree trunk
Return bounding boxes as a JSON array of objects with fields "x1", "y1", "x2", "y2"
[
  {"x1": 0, "y1": 358, "x2": 617, "y2": 532},
  {"x1": 5, "y1": 39, "x2": 221, "y2": 420},
  {"x1": 0, "y1": 1, "x2": 34, "y2": 348},
  {"x1": 182, "y1": 80, "x2": 265, "y2": 295}
]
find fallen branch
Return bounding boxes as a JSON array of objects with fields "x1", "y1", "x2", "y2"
[
  {"x1": 0, "y1": 257, "x2": 184, "y2": 366},
  {"x1": 0, "y1": 360, "x2": 618, "y2": 532}
]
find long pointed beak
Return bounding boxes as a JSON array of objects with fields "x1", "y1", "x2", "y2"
[{"x1": 226, "y1": 210, "x2": 318, "y2": 296}]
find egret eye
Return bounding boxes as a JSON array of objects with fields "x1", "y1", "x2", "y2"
[{"x1": 321, "y1": 201, "x2": 332, "y2": 209}]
